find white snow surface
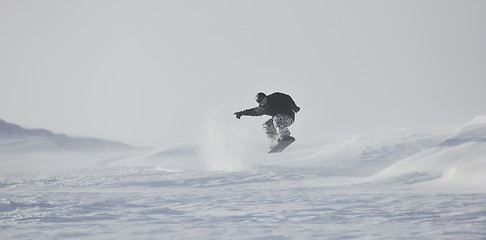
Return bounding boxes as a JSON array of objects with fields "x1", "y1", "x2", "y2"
[{"x1": 2, "y1": 117, "x2": 486, "y2": 239}]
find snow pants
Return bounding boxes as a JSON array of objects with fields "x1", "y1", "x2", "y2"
[{"x1": 262, "y1": 114, "x2": 294, "y2": 141}]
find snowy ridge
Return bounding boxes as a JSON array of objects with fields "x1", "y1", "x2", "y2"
[
  {"x1": 4, "y1": 116, "x2": 483, "y2": 188},
  {"x1": 0, "y1": 119, "x2": 139, "y2": 153},
  {"x1": 2, "y1": 116, "x2": 485, "y2": 187},
  {"x1": 0, "y1": 119, "x2": 144, "y2": 177}
]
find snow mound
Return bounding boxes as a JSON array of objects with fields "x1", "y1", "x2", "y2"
[
  {"x1": 468, "y1": 115, "x2": 486, "y2": 125},
  {"x1": 105, "y1": 145, "x2": 204, "y2": 172},
  {"x1": 439, "y1": 116, "x2": 486, "y2": 146},
  {"x1": 372, "y1": 117, "x2": 486, "y2": 191}
]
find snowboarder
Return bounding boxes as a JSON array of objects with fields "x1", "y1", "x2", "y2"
[{"x1": 234, "y1": 92, "x2": 300, "y2": 149}]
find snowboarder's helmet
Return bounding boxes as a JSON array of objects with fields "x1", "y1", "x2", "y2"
[{"x1": 255, "y1": 92, "x2": 267, "y2": 104}]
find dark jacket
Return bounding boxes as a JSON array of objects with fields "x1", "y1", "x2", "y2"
[{"x1": 238, "y1": 92, "x2": 300, "y2": 120}]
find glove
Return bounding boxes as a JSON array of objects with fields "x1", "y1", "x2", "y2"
[
  {"x1": 294, "y1": 106, "x2": 301, "y2": 113},
  {"x1": 234, "y1": 111, "x2": 243, "y2": 119}
]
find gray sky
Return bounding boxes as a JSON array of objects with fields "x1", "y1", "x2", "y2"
[{"x1": 1, "y1": 0, "x2": 485, "y2": 147}]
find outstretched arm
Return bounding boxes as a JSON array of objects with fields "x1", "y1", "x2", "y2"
[{"x1": 234, "y1": 107, "x2": 264, "y2": 119}]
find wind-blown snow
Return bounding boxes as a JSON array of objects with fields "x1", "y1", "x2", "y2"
[{"x1": 1, "y1": 117, "x2": 486, "y2": 239}]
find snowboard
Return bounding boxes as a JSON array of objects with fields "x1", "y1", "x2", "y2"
[{"x1": 268, "y1": 136, "x2": 295, "y2": 153}]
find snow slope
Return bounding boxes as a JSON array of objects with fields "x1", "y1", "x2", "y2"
[{"x1": 1, "y1": 117, "x2": 486, "y2": 239}]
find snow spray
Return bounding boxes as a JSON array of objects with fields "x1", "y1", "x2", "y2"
[{"x1": 200, "y1": 111, "x2": 262, "y2": 171}]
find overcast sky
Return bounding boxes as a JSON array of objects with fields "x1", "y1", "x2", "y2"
[{"x1": 1, "y1": 0, "x2": 485, "y2": 147}]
